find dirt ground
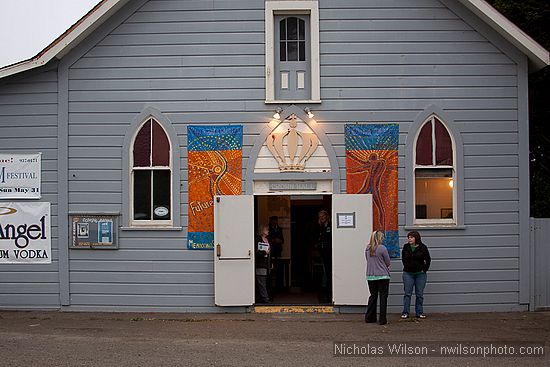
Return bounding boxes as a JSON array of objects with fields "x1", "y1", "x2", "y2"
[{"x1": 0, "y1": 310, "x2": 549, "y2": 367}]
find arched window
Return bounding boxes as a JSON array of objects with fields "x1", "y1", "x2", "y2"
[
  {"x1": 130, "y1": 118, "x2": 172, "y2": 226},
  {"x1": 414, "y1": 115, "x2": 455, "y2": 224}
]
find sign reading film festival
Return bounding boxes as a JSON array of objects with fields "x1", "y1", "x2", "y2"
[
  {"x1": 345, "y1": 124, "x2": 400, "y2": 258},
  {"x1": 187, "y1": 125, "x2": 243, "y2": 250},
  {"x1": 0, "y1": 202, "x2": 51, "y2": 264},
  {"x1": 0, "y1": 153, "x2": 42, "y2": 199}
]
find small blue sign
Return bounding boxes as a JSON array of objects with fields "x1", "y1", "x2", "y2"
[{"x1": 98, "y1": 220, "x2": 113, "y2": 244}]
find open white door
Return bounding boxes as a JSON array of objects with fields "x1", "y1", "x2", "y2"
[
  {"x1": 332, "y1": 194, "x2": 373, "y2": 305},
  {"x1": 214, "y1": 195, "x2": 254, "y2": 306}
]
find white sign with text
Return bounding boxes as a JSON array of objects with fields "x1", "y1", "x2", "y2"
[
  {"x1": 0, "y1": 202, "x2": 51, "y2": 264},
  {"x1": 0, "y1": 153, "x2": 41, "y2": 199}
]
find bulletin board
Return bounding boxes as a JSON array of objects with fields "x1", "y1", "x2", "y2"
[{"x1": 70, "y1": 214, "x2": 119, "y2": 249}]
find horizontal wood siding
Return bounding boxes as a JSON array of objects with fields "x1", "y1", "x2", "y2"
[
  {"x1": 0, "y1": 69, "x2": 60, "y2": 309},
  {"x1": 61, "y1": 0, "x2": 521, "y2": 311}
]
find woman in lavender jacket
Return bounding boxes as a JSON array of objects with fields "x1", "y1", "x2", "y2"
[{"x1": 364, "y1": 230, "x2": 391, "y2": 325}]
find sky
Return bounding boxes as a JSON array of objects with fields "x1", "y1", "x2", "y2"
[{"x1": 0, "y1": 0, "x2": 100, "y2": 68}]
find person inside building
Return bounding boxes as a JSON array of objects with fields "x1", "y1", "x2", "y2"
[
  {"x1": 365, "y1": 230, "x2": 391, "y2": 325},
  {"x1": 255, "y1": 224, "x2": 271, "y2": 304},
  {"x1": 268, "y1": 216, "x2": 284, "y2": 290},
  {"x1": 316, "y1": 209, "x2": 332, "y2": 302},
  {"x1": 401, "y1": 231, "x2": 431, "y2": 319},
  {"x1": 268, "y1": 216, "x2": 284, "y2": 258}
]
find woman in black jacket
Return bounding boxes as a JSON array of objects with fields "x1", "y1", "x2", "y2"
[{"x1": 401, "y1": 231, "x2": 431, "y2": 319}]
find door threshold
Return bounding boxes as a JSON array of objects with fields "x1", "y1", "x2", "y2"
[{"x1": 253, "y1": 305, "x2": 335, "y2": 313}]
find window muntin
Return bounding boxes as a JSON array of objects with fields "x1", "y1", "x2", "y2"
[
  {"x1": 414, "y1": 116, "x2": 455, "y2": 224},
  {"x1": 131, "y1": 118, "x2": 172, "y2": 226},
  {"x1": 279, "y1": 17, "x2": 306, "y2": 62}
]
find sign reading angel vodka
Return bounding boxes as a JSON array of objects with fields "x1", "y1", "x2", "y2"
[
  {"x1": 0, "y1": 153, "x2": 41, "y2": 199},
  {"x1": 0, "y1": 202, "x2": 51, "y2": 264}
]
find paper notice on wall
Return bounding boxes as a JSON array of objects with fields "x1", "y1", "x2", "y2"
[
  {"x1": 0, "y1": 153, "x2": 41, "y2": 199},
  {"x1": 0, "y1": 202, "x2": 51, "y2": 264}
]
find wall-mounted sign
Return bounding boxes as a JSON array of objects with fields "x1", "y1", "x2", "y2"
[
  {"x1": 0, "y1": 202, "x2": 51, "y2": 264},
  {"x1": 70, "y1": 214, "x2": 118, "y2": 249},
  {"x1": 337, "y1": 212, "x2": 356, "y2": 228},
  {"x1": 0, "y1": 153, "x2": 41, "y2": 199},
  {"x1": 269, "y1": 181, "x2": 317, "y2": 191}
]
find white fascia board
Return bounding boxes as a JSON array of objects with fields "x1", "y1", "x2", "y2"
[
  {"x1": 459, "y1": 0, "x2": 549, "y2": 71},
  {"x1": 0, "y1": 0, "x2": 130, "y2": 79}
]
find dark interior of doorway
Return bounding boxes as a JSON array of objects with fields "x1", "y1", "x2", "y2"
[{"x1": 254, "y1": 195, "x2": 332, "y2": 305}]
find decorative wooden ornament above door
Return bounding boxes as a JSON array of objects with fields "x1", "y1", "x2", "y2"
[{"x1": 255, "y1": 114, "x2": 330, "y2": 173}]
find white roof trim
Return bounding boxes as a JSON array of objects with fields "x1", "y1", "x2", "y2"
[
  {"x1": 458, "y1": 0, "x2": 549, "y2": 71},
  {"x1": 0, "y1": 0, "x2": 130, "y2": 79},
  {"x1": 0, "y1": 0, "x2": 548, "y2": 79}
]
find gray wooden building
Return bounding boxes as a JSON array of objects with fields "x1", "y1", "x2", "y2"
[{"x1": 0, "y1": 0, "x2": 548, "y2": 313}]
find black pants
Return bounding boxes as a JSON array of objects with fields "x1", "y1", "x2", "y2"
[{"x1": 365, "y1": 279, "x2": 390, "y2": 323}]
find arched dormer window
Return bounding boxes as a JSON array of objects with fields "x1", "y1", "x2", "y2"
[
  {"x1": 414, "y1": 115, "x2": 456, "y2": 224},
  {"x1": 130, "y1": 118, "x2": 172, "y2": 226}
]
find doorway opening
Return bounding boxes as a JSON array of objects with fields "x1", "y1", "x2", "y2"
[{"x1": 254, "y1": 194, "x2": 332, "y2": 305}]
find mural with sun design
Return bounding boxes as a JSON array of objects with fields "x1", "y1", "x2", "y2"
[
  {"x1": 345, "y1": 124, "x2": 400, "y2": 258},
  {"x1": 187, "y1": 125, "x2": 243, "y2": 250}
]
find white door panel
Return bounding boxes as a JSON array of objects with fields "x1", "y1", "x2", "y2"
[
  {"x1": 214, "y1": 195, "x2": 254, "y2": 306},
  {"x1": 332, "y1": 194, "x2": 373, "y2": 305}
]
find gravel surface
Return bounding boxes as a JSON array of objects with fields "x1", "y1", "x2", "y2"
[{"x1": 0, "y1": 311, "x2": 548, "y2": 366}]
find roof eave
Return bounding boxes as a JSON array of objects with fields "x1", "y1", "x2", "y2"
[
  {"x1": 1, "y1": 0, "x2": 548, "y2": 79},
  {"x1": 459, "y1": 0, "x2": 549, "y2": 72},
  {"x1": 0, "y1": 0, "x2": 130, "y2": 79}
]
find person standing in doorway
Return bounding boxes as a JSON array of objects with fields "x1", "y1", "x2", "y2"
[
  {"x1": 316, "y1": 209, "x2": 332, "y2": 302},
  {"x1": 255, "y1": 224, "x2": 271, "y2": 304},
  {"x1": 365, "y1": 230, "x2": 391, "y2": 325},
  {"x1": 401, "y1": 231, "x2": 431, "y2": 319}
]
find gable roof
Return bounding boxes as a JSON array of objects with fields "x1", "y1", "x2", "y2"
[{"x1": 0, "y1": 0, "x2": 548, "y2": 79}]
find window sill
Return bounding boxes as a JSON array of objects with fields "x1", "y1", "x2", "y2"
[
  {"x1": 265, "y1": 100, "x2": 322, "y2": 104},
  {"x1": 404, "y1": 225, "x2": 466, "y2": 230},
  {"x1": 121, "y1": 226, "x2": 182, "y2": 231}
]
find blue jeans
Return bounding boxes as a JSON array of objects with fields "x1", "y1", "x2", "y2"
[{"x1": 402, "y1": 271, "x2": 427, "y2": 316}]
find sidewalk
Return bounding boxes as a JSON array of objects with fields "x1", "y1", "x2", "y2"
[{"x1": 1, "y1": 310, "x2": 549, "y2": 366}]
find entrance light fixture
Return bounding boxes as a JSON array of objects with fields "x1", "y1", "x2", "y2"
[
  {"x1": 304, "y1": 107, "x2": 314, "y2": 118},
  {"x1": 273, "y1": 107, "x2": 283, "y2": 120}
]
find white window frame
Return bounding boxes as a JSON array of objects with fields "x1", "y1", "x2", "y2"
[
  {"x1": 130, "y1": 118, "x2": 174, "y2": 228},
  {"x1": 413, "y1": 115, "x2": 456, "y2": 225},
  {"x1": 265, "y1": 0, "x2": 320, "y2": 104}
]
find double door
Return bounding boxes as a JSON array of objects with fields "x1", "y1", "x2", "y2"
[{"x1": 213, "y1": 194, "x2": 372, "y2": 306}]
